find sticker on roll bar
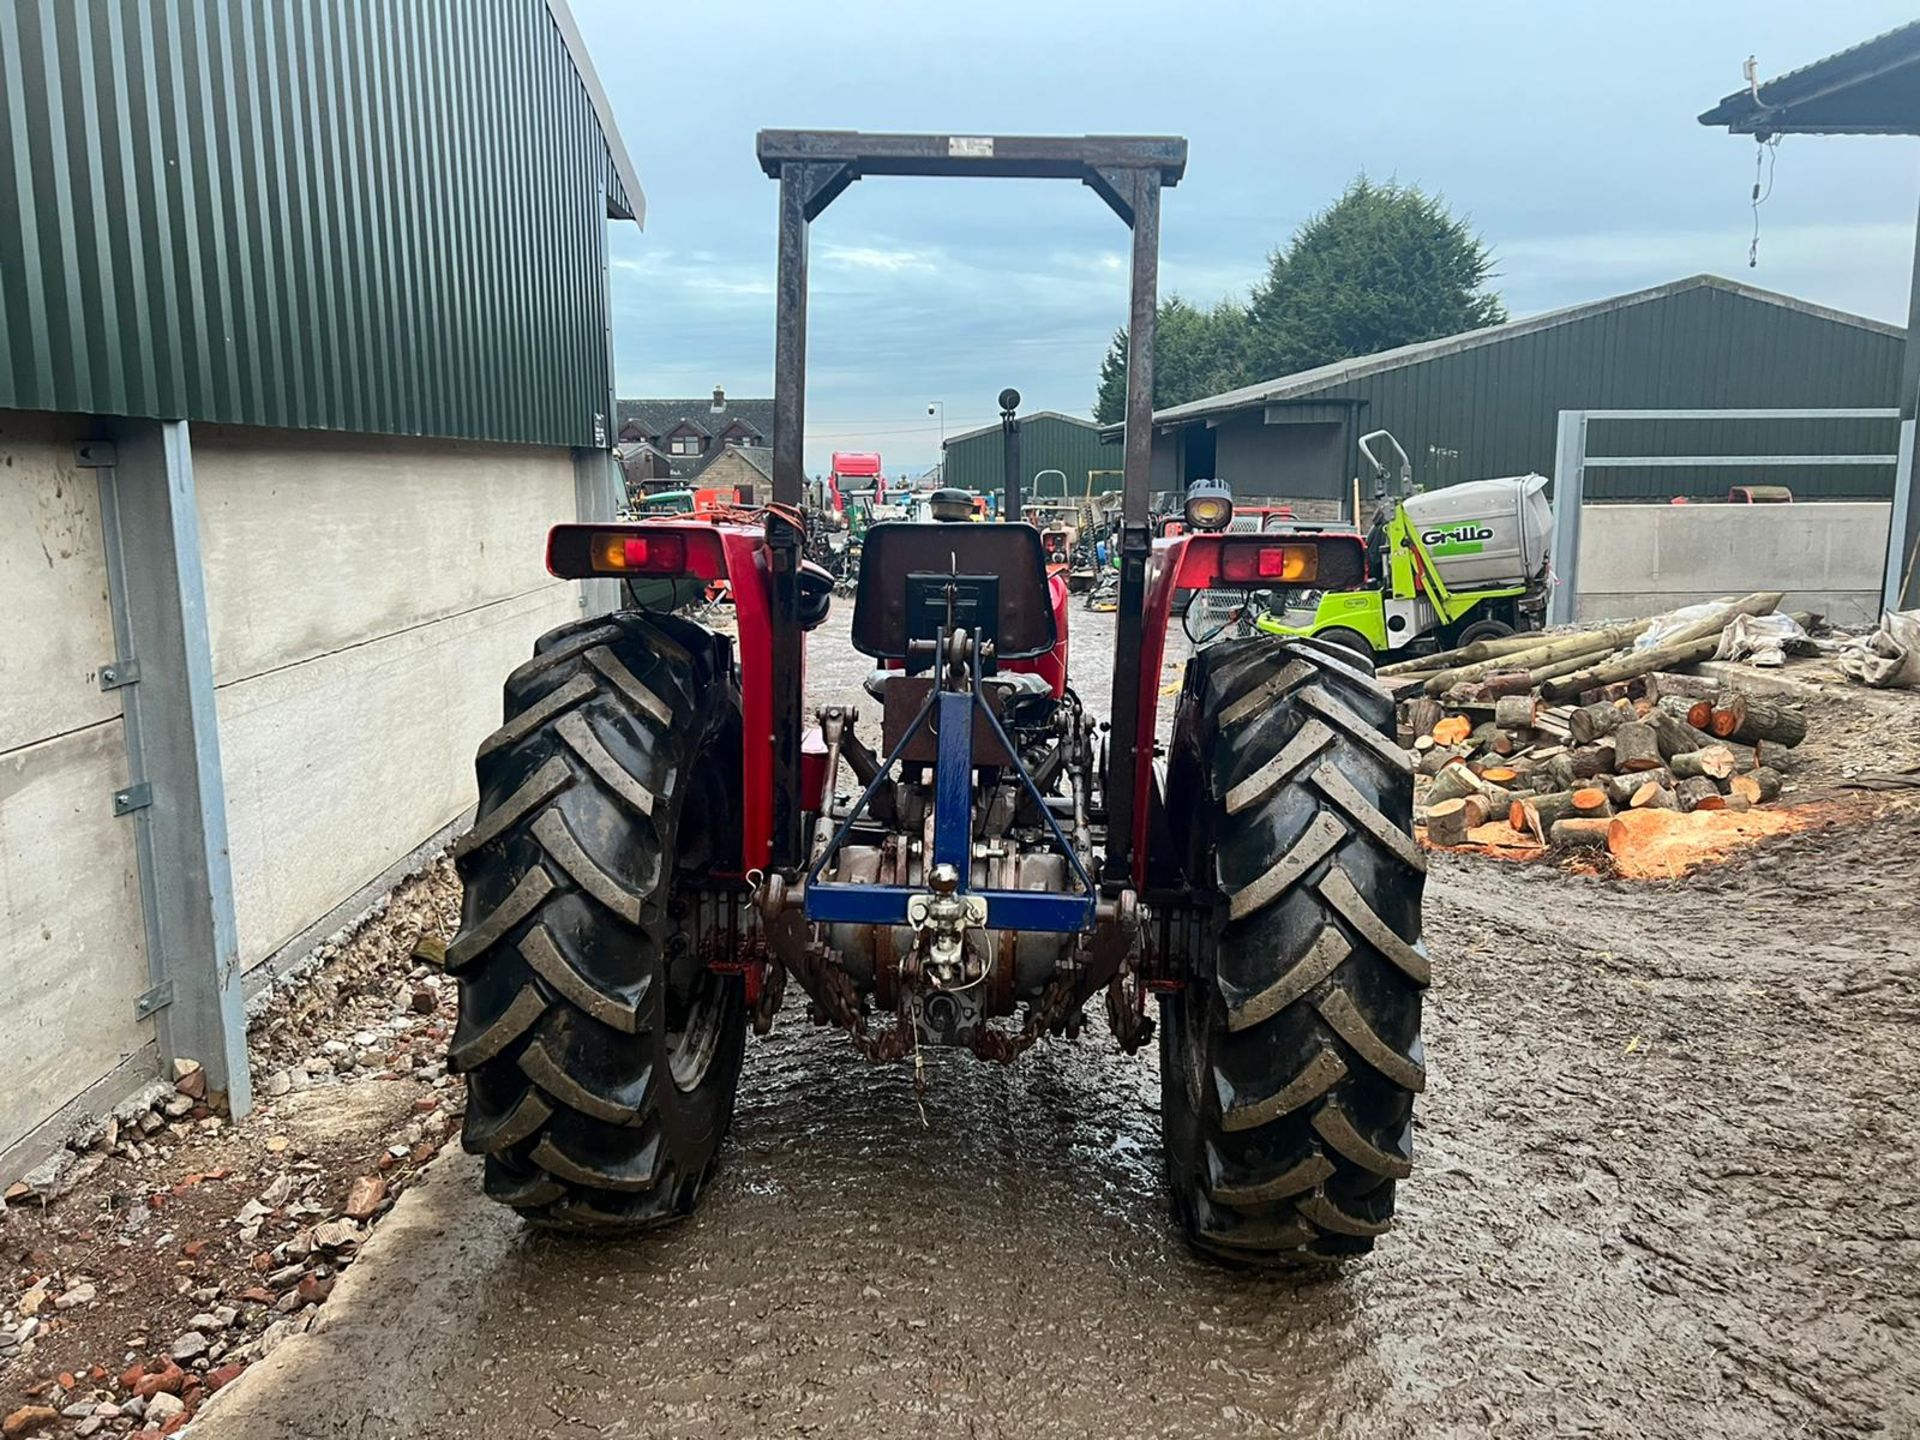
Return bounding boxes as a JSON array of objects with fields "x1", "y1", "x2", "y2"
[{"x1": 948, "y1": 136, "x2": 993, "y2": 157}]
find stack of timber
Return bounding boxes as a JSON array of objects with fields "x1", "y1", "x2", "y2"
[{"x1": 1387, "y1": 593, "x2": 1811, "y2": 856}]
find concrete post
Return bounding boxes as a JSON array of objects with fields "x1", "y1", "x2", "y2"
[{"x1": 91, "y1": 421, "x2": 251, "y2": 1117}]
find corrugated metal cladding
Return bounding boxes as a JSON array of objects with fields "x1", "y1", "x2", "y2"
[
  {"x1": 943, "y1": 414, "x2": 1120, "y2": 498},
  {"x1": 0, "y1": 0, "x2": 629, "y2": 447},
  {"x1": 1169, "y1": 283, "x2": 1905, "y2": 501}
]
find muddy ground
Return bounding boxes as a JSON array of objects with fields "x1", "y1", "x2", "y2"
[{"x1": 9, "y1": 602, "x2": 1920, "y2": 1439}]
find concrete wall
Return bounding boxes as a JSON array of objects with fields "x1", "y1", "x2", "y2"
[
  {"x1": 0, "y1": 412, "x2": 156, "y2": 1166},
  {"x1": 1574, "y1": 501, "x2": 1891, "y2": 627},
  {"x1": 191, "y1": 426, "x2": 580, "y2": 970},
  {"x1": 1, "y1": 412, "x2": 582, "y2": 1172}
]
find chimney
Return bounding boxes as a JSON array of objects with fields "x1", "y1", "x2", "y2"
[{"x1": 710, "y1": 385, "x2": 725, "y2": 413}]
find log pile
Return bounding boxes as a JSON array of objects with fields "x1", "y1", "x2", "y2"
[{"x1": 1386, "y1": 594, "x2": 1813, "y2": 857}]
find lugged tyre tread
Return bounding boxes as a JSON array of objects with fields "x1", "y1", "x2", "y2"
[
  {"x1": 1162, "y1": 634, "x2": 1427, "y2": 1262},
  {"x1": 449, "y1": 610, "x2": 745, "y2": 1232}
]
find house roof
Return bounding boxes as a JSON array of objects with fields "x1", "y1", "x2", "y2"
[
  {"x1": 1698, "y1": 22, "x2": 1920, "y2": 136},
  {"x1": 942, "y1": 410, "x2": 1098, "y2": 448},
  {"x1": 1122, "y1": 274, "x2": 1902, "y2": 432},
  {"x1": 618, "y1": 396, "x2": 776, "y2": 441},
  {"x1": 729, "y1": 446, "x2": 774, "y2": 481}
]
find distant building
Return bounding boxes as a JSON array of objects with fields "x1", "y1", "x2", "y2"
[
  {"x1": 617, "y1": 388, "x2": 775, "y2": 485},
  {"x1": 695, "y1": 444, "x2": 772, "y2": 502},
  {"x1": 941, "y1": 411, "x2": 1115, "y2": 502},
  {"x1": 1102, "y1": 275, "x2": 1903, "y2": 518}
]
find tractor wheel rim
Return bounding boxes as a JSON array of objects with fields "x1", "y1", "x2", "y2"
[{"x1": 667, "y1": 967, "x2": 726, "y2": 1093}]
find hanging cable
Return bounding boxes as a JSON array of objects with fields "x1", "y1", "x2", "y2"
[{"x1": 1749, "y1": 135, "x2": 1780, "y2": 268}]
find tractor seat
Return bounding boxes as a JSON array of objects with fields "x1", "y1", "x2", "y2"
[{"x1": 849, "y1": 522, "x2": 1057, "y2": 663}]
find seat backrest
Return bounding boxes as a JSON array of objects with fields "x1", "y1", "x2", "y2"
[{"x1": 850, "y1": 522, "x2": 1057, "y2": 660}]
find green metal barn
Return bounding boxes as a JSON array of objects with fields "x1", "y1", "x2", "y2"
[
  {"x1": 1114, "y1": 275, "x2": 1905, "y2": 513},
  {"x1": 940, "y1": 411, "x2": 1117, "y2": 501}
]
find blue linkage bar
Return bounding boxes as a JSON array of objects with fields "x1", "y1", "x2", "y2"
[{"x1": 804, "y1": 645, "x2": 1096, "y2": 936}]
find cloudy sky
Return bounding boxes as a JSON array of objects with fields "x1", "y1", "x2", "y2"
[{"x1": 574, "y1": 1, "x2": 1918, "y2": 476}]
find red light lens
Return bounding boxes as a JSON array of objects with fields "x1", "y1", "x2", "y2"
[
  {"x1": 1219, "y1": 543, "x2": 1317, "y2": 584},
  {"x1": 592, "y1": 531, "x2": 687, "y2": 573},
  {"x1": 624, "y1": 534, "x2": 687, "y2": 571}
]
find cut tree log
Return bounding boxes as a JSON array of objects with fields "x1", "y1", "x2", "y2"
[
  {"x1": 1428, "y1": 761, "x2": 1483, "y2": 805},
  {"x1": 1674, "y1": 777, "x2": 1726, "y2": 812},
  {"x1": 1638, "y1": 671, "x2": 1722, "y2": 705},
  {"x1": 1708, "y1": 692, "x2": 1807, "y2": 748},
  {"x1": 1482, "y1": 670, "x2": 1536, "y2": 699},
  {"x1": 1467, "y1": 720, "x2": 1501, "y2": 752},
  {"x1": 1493, "y1": 694, "x2": 1537, "y2": 730},
  {"x1": 1405, "y1": 695, "x2": 1444, "y2": 741},
  {"x1": 1549, "y1": 818, "x2": 1613, "y2": 849},
  {"x1": 1669, "y1": 746, "x2": 1737, "y2": 781},
  {"x1": 1418, "y1": 744, "x2": 1469, "y2": 777},
  {"x1": 1478, "y1": 783, "x2": 1514, "y2": 819},
  {"x1": 1513, "y1": 789, "x2": 1578, "y2": 835},
  {"x1": 1460, "y1": 794, "x2": 1492, "y2": 829},
  {"x1": 1602, "y1": 773, "x2": 1641, "y2": 808},
  {"x1": 1431, "y1": 714, "x2": 1473, "y2": 747},
  {"x1": 1490, "y1": 730, "x2": 1518, "y2": 757},
  {"x1": 1648, "y1": 707, "x2": 1718, "y2": 762},
  {"x1": 1569, "y1": 702, "x2": 1629, "y2": 745},
  {"x1": 1570, "y1": 786, "x2": 1613, "y2": 819},
  {"x1": 1379, "y1": 628, "x2": 1558, "y2": 677},
  {"x1": 1629, "y1": 780, "x2": 1676, "y2": 810},
  {"x1": 1613, "y1": 721, "x2": 1663, "y2": 772},
  {"x1": 1426, "y1": 798, "x2": 1472, "y2": 846},
  {"x1": 1413, "y1": 734, "x2": 1437, "y2": 754},
  {"x1": 1654, "y1": 695, "x2": 1707, "y2": 725},
  {"x1": 1537, "y1": 593, "x2": 1788, "y2": 701},
  {"x1": 1535, "y1": 754, "x2": 1578, "y2": 792},
  {"x1": 1421, "y1": 619, "x2": 1654, "y2": 696},
  {"x1": 1478, "y1": 766, "x2": 1521, "y2": 788},
  {"x1": 1568, "y1": 743, "x2": 1614, "y2": 781},
  {"x1": 1729, "y1": 766, "x2": 1784, "y2": 805}
]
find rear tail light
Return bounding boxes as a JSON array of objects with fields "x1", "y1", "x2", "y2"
[
  {"x1": 1220, "y1": 544, "x2": 1318, "y2": 584},
  {"x1": 545, "y1": 524, "x2": 727, "y2": 581},
  {"x1": 591, "y1": 532, "x2": 687, "y2": 573}
]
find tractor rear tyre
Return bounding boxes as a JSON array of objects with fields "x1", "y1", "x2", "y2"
[
  {"x1": 1162, "y1": 634, "x2": 1428, "y2": 1262},
  {"x1": 448, "y1": 610, "x2": 746, "y2": 1231}
]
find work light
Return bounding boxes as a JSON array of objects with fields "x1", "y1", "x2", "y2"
[{"x1": 1183, "y1": 478, "x2": 1233, "y2": 531}]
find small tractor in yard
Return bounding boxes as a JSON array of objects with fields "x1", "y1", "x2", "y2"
[
  {"x1": 446, "y1": 132, "x2": 1427, "y2": 1262},
  {"x1": 1255, "y1": 429, "x2": 1553, "y2": 659}
]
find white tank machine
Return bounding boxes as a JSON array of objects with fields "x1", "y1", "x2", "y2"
[{"x1": 1398, "y1": 474, "x2": 1553, "y2": 591}]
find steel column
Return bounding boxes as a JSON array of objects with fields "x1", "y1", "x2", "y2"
[
  {"x1": 1101, "y1": 173, "x2": 1159, "y2": 888},
  {"x1": 1001, "y1": 408, "x2": 1023, "y2": 519},
  {"x1": 571, "y1": 447, "x2": 625, "y2": 618},
  {"x1": 90, "y1": 422, "x2": 251, "y2": 1116},
  {"x1": 767, "y1": 164, "x2": 815, "y2": 868},
  {"x1": 1546, "y1": 410, "x2": 1588, "y2": 627},
  {"x1": 1892, "y1": 172, "x2": 1920, "y2": 611}
]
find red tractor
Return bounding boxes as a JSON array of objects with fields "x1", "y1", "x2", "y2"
[{"x1": 447, "y1": 132, "x2": 1427, "y2": 1261}]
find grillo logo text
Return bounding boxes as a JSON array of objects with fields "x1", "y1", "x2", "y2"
[{"x1": 1421, "y1": 524, "x2": 1494, "y2": 546}]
